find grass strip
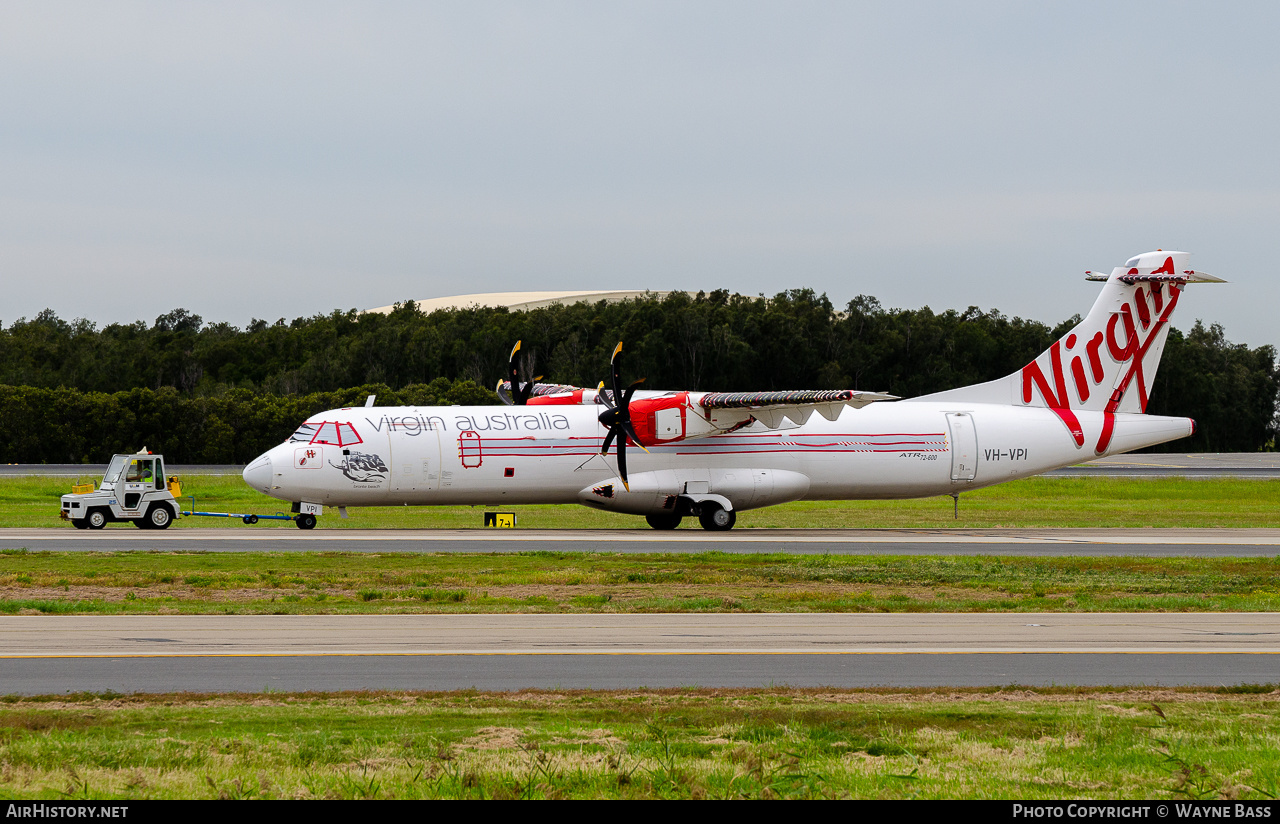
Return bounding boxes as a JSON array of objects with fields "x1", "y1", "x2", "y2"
[
  {"x1": 2, "y1": 551, "x2": 1278, "y2": 614},
  {"x1": 8, "y1": 474, "x2": 1280, "y2": 529},
  {"x1": 1, "y1": 687, "x2": 1277, "y2": 799}
]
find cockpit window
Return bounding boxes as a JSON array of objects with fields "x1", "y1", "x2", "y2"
[
  {"x1": 288, "y1": 422, "x2": 319, "y2": 443},
  {"x1": 290, "y1": 421, "x2": 363, "y2": 447},
  {"x1": 1125, "y1": 256, "x2": 1142, "y2": 267}
]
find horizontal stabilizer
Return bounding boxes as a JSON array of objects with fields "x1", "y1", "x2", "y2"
[{"x1": 1086, "y1": 270, "x2": 1226, "y2": 284}]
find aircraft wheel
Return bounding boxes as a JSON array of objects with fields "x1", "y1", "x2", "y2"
[
  {"x1": 645, "y1": 513, "x2": 682, "y2": 530},
  {"x1": 296, "y1": 513, "x2": 317, "y2": 530},
  {"x1": 71, "y1": 518, "x2": 90, "y2": 530},
  {"x1": 86, "y1": 509, "x2": 108, "y2": 530},
  {"x1": 145, "y1": 504, "x2": 173, "y2": 530},
  {"x1": 698, "y1": 504, "x2": 736, "y2": 531}
]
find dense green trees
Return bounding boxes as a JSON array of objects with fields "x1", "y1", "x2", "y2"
[
  {"x1": 0, "y1": 380, "x2": 494, "y2": 464},
  {"x1": 0, "y1": 291, "x2": 1274, "y2": 462},
  {"x1": 0, "y1": 292, "x2": 1082, "y2": 395}
]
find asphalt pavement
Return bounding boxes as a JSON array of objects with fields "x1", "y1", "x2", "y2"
[
  {"x1": 3, "y1": 527, "x2": 1277, "y2": 556},
  {"x1": 2, "y1": 613, "x2": 1276, "y2": 693}
]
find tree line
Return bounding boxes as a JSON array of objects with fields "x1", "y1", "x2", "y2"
[
  {"x1": 0, "y1": 290, "x2": 1274, "y2": 462},
  {"x1": 0, "y1": 380, "x2": 493, "y2": 465}
]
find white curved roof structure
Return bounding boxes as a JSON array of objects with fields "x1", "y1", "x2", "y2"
[{"x1": 366, "y1": 290, "x2": 671, "y2": 315}]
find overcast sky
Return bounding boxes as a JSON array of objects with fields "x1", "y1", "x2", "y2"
[{"x1": 2, "y1": 1, "x2": 1276, "y2": 346}]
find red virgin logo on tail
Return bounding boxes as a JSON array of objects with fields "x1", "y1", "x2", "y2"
[{"x1": 1022, "y1": 280, "x2": 1180, "y2": 453}]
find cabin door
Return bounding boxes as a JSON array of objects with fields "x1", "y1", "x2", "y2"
[
  {"x1": 946, "y1": 412, "x2": 978, "y2": 483},
  {"x1": 388, "y1": 415, "x2": 444, "y2": 493}
]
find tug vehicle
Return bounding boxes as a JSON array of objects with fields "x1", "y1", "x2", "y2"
[{"x1": 60, "y1": 452, "x2": 182, "y2": 529}]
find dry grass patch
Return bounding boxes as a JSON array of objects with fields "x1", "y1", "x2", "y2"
[{"x1": 1, "y1": 687, "x2": 1278, "y2": 798}]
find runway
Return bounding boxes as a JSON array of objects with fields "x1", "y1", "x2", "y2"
[
  {"x1": 3, "y1": 527, "x2": 1278, "y2": 556},
  {"x1": 2, "y1": 614, "x2": 1276, "y2": 693},
  {"x1": 1045, "y1": 452, "x2": 1280, "y2": 478}
]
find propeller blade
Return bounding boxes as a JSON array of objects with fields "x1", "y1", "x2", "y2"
[
  {"x1": 621, "y1": 420, "x2": 650, "y2": 454},
  {"x1": 507, "y1": 341, "x2": 524, "y2": 405},
  {"x1": 622, "y1": 378, "x2": 645, "y2": 407},
  {"x1": 596, "y1": 340, "x2": 644, "y2": 488},
  {"x1": 504, "y1": 340, "x2": 546, "y2": 405},
  {"x1": 610, "y1": 341, "x2": 624, "y2": 402}
]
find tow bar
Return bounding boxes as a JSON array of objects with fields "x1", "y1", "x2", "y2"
[{"x1": 182, "y1": 496, "x2": 297, "y2": 525}]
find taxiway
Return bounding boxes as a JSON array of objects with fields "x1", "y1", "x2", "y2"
[
  {"x1": 1, "y1": 613, "x2": 1276, "y2": 693},
  {"x1": 3, "y1": 527, "x2": 1278, "y2": 556}
]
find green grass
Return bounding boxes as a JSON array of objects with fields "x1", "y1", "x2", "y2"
[
  {"x1": 9, "y1": 474, "x2": 1280, "y2": 799},
  {"x1": 2, "y1": 551, "x2": 1278, "y2": 614},
  {"x1": 0, "y1": 687, "x2": 1276, "y2": 799},
  {"x1": 14, "y1": 473, "x2": 1280, "y2": 529},
  {"x1": 8, "y1": 473, "x2": 1280, "y2": 613}
]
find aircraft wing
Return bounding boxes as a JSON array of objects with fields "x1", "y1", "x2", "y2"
[
  {"x1": 694, "y1": 389, "x2": 898, "y2": 430},
  {"x1": 498, "y1": 377, "x2": 899, "y2": 445},
  {"x1": 624, "y1": 388, "x2": 898, "y2": 445}
]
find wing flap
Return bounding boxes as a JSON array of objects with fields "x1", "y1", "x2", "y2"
[{"x1": 694, "y1": 389, "x2": 897, "y2": 434}]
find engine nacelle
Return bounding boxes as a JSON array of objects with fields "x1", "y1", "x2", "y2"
[
  {"x1": 577, "y1": 468, "x2": 811, "y2": 515},
  {"x1": 627, "y1": 393, "x2": 721, "y2": 446}
]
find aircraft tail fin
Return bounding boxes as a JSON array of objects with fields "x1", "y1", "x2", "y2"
[{"x1": 917, "y1": 250, "x2": 1222, "y2": 452}]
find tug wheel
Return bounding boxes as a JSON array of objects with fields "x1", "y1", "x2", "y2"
[
  {"x1": 86, "y1": 509, "x2": 108, "y2": 530},
  {"x1": 145, "y1": 504, "x2": 173, "y2": 530}
]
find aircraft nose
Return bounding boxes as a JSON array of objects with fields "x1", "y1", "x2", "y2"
[{"x1": 243, "y1": 453, "x2": 274, "y2": 492}]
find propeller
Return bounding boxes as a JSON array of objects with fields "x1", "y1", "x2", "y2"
[
  {"x1": 497, "y1": 341, "x2": 543, "y2": 406},
  {"x1": 597, "y1": 342, "x2": 647, "y2": 490}
]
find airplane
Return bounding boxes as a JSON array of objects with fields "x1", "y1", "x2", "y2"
[{"x1": 241, "y1": 250, "x2": 1223, "y2": 530}]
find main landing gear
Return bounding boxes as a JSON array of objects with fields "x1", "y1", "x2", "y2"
[
  {"x1": 645, "y1": 513, "x2": 682, "y2": 530},
  {"x1": 645, "y1": 501, "x2": 736, "y2": 531},
  {"x1": 697, "y1": 502, "x2": 736, "y2": 531}
]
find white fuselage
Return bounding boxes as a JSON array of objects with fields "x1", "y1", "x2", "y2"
[
  {"x1": 240, "y1": 250, "x2": 1212, "y2": 526},
  {"x1": 242, "y1": 399, "x2": 1193, "y2": 512}
]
